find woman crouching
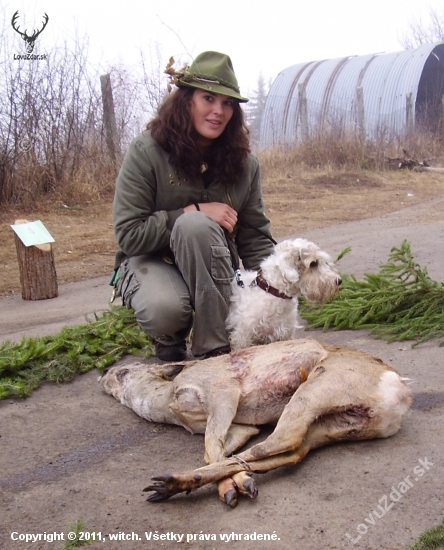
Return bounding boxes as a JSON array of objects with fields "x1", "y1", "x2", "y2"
[{"x1": 112, "y1": 51, "x2": 274, "y2": 361}]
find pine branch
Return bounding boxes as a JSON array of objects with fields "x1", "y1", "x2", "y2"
[
  {"x1": 404, "y1": 517, "x2": 444, "y2": 549},
  {"x1": 300, "y1": 240, "x2": 444, "y2": 346},
  {"x1": 59, "y1": 519, "x2": 93, "y2": 549},
  {"x1": 0, "y1": 306, "x2": 154, "y2": 400}
]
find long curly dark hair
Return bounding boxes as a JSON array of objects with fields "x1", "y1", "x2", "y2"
[{"x1": 147, "y1": 87, "x2": 250, "y2": 184}]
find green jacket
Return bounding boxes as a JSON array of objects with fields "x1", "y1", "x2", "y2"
[{"x1": 113, "y1": 131, "x2": 274, "y2": 270}]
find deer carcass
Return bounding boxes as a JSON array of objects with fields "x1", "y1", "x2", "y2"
[{"x1": 100, "y1": 339, "x2": 412, "y2": 507}]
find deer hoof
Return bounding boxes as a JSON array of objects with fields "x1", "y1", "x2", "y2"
[
  {"x1": 224, "y1": 488, "x2": 239, "y2": 508},
  {"x1": 145, "y1": 491, "x2": 172, "y2": 503},
  {"x1": 241, "y1": 476, "x2": 258, "y2": 499}
]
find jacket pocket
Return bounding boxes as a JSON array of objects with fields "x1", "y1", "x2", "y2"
[{"x1": 210, "y1": 245, "x2": 233, "y2": 285}]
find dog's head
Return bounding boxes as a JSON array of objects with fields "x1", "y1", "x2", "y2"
[{"x1": 261, "y1": 238, "x2": 341, "y2": 302}]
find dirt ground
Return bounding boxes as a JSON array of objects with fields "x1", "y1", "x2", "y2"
[
  {"x1": 2, "y1": 168, "x2": 444, "y2": 297},
  {"x1": 0, "y1": 169, "x2": 443, "y2": 550}
]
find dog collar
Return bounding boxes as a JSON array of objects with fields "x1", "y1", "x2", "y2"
[{"x1": 251, "y1": 270, "x2": 292, "y2": 300}]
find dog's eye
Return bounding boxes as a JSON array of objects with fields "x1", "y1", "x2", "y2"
[{"x1": 310, "y1": 261, "x2": 318, "y2": 268}]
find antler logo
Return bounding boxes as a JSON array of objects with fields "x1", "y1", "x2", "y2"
[{"x1": 11, "y1": 11, "x2": 49, "y2": 54}]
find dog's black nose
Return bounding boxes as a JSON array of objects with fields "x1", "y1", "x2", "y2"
[{"x1": 337, "y1": 277, "x2": 342, "y2": 286}]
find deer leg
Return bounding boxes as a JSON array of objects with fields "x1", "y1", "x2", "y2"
[
  {"x1": 216, "y1": 424, "x2": 260, "y2": 507},
  {"x1": 144, "y1": 416, "x2": 367, "y2": 502},
  {"x1": 144, "y1": 419, "x2": 320, "y2": 502},
  {"x1": 145, "y1": 365, "x2": 362, "y2": 502},
  {"x1": 144, "y1": 434, "x2": 313, "y2": 502},
  {"x1": 203, "y1": 390, "x2": 262, "y2": 507},
  {"x1": 174, "y1": 383, "x2": 255, "y2": 507},
  {"x1": 233, "y1": 364, "x2": 356, "y2": 463},
  {"x1": 144, "y1": 375, "x2": 322, "y2": 502},
  {"x1": 213, "y1": 367, "x2": 336, "y2": 505}
]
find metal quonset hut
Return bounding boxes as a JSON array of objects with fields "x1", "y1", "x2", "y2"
[{"x1": 259, "y1": 43, "x2": 444, "y2": 148}]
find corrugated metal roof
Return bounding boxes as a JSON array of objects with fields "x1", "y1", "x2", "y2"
[{"x1": 260, "y1": 43, "x2": 444, "y2": 148}]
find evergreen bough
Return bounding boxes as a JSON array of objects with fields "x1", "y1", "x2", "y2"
[
  {"x1": 0, "y1": 305, "x2": 153, "y2": 400},
  {"x1": 2, "y1": 240, "x2": 442, "y2": 400},
  {"x1": 404, "y1": 517, "x2": 444, "y2": 549},
  {"x1": 59, "y1": 519, "x2": 93, "y2": 549},
  {"x1": 300, "y1": 240, "x2": 444, "y2": 347}
]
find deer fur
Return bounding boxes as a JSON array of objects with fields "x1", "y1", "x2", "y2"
[{"x1": 100, "y1": 339, "x2": 412, "y2": 507}]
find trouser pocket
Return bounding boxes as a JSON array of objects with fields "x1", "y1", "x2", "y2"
[
  {"x1": 210, "y1": 245, "x2": 233, "y2": 284},
  {"x1": 117, "y1": 259, "x2": 141, "y2": 307}
]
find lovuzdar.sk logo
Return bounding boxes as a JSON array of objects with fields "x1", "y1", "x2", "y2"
[{"x1": 11, "y1": 10, "x2": 49, "y2": 60}]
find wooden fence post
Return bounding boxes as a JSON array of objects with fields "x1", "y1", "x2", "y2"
[{"x1": 100, "y1": 73, "x2": 122, "y2": 164}]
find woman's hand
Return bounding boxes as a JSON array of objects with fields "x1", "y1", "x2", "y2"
[{"x1": 183, "y1": 202, "x2": 238, "y2": 233}]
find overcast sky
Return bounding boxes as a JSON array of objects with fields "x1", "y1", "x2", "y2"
[{"x1": 4, "y1": 0, "x2": 443, "y2": 97}]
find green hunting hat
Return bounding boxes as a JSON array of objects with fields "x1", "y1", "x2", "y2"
[{"x1": 176, "y1": 51, "x2": 249, "y2": 103}]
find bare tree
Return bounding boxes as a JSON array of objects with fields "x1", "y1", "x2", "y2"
[
  {"x1": 400, "y1": 6, "x2": 444, "y2": 49},
  {"x1": 107, "y1": 44, "x2": 167, "y2": 148},
  {"x1": 246, "y1": 74, "x2": 269, "y2": 148},
  {"x1": 138, "y1": 42, "x2": 168, "y2": 120},
  {"x1": 0, "y1": 3, "x2": 169, "y2": 205},
  {"x1": 0, "y1": 15, "x2": 108, "y2": 203}
]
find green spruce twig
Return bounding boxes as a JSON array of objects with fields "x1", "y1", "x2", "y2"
[
  {"x1": 300, "y1": 240, "x2": 444, "y2": 347},
  {"x1": 0, "y1": 305, "x2": 153, "y2": 400},
  {"x1": 335, "y1": 246, "x2": 352, "y2": 262},
  {"x1": 59, "y1": 519, "x2": 93, "y2": 549},
  {"x1": 404, "y1": 517, "x2": 444, "y2": 549}
]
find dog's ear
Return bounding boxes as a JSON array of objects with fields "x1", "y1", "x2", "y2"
[
  {"x1": 300, "y1": 247, "x2": 332, "y2": 269},
  {"x1": 282, "y1": 264, "x2": 301, "y2": 283},
  {"x1": 276, "y1": 240, "x2": 304, "y2": 263},
  {"x1": 274, "y1": 240, "x2": 294, "y2": 254},
  {"x1": 298, "y1": 246, "x2": 317, "y2": 268},
  {"x1": 279, "y1": 239, "x2": 318, "y2": 265},
  {"x1": 280, "y1": 249, "x2": 302, "y2": 283}
]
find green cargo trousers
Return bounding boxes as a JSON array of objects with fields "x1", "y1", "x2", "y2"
[{"x1": 117, "y1": 211, "x2": 234, "y2": 357}]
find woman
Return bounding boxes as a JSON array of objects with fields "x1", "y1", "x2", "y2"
[{"x1": 112, "y1": 51, "x2": 274, "y2": 361}]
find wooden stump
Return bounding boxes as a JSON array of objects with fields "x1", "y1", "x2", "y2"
[{"x1": 14, "y1": 219, "x2": 58, "y2": 300}]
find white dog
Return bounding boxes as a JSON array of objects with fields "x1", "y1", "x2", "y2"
[{"x1": 226, "y1": 238, "x2": 342, "y2": 350}]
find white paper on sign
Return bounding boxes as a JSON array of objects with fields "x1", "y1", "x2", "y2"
[{"x1": 11, "y1": 220, "x2": 55, "y2": 247}]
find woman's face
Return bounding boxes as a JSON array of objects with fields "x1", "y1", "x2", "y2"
[{"x1": 190, "y1": 89, "x2": 235, "y2": 147}]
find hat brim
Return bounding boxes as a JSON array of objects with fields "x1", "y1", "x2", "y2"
[{"x1": 176, "y1": 80, "x2": 249, "y2": 103}]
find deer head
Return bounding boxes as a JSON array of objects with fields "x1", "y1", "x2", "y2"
[{"x1": 11, "y1": 11, "x2": 49, "y2": 54}]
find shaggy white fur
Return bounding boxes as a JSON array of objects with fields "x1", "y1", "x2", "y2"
[{"x1": 226, "y1": 238, "x2": 342, "y2": 350}]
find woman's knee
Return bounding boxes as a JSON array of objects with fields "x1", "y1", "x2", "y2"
[
  {"x1": 124, "y1": 256, "x2": 193, "y2": 339},
  {"x1": 133, "y1": 290, "x2": 193, "y2": 337},
  {"x1": 172, "y1": 211, "x2": 224, "y2": 245}
]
